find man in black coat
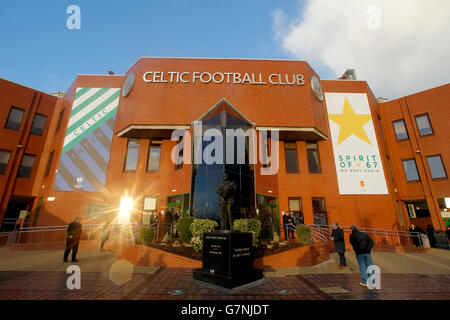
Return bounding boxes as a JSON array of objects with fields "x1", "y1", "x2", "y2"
[
  {"x1": 63, "y1": 216, "x2": 82, "y2": 262},
  {"x1": 330, "y1": 222, "x2": 346, "y2": 268},
  {"x1": 426, "y1": 224, "x2": 436, "y2": 248},
  {"x1": 349, "y1": 225, "x2": 374, "y2": 287}
]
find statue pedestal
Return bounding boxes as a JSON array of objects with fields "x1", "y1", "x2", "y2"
[{"x1": 193, "y1": 230, "x2": 263, "y2": 289}]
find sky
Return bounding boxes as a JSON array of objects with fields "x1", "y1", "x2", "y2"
[{"x1": 0, "y1": 0, "x2": 448, "y2": 99}]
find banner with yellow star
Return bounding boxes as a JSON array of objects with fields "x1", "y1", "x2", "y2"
[{"x1": 325, "y1": 92, "x2": 388, "y2": 195}]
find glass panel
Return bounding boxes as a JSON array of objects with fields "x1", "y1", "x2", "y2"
[
  {"x1": 415, "y1": 114, "x2": 433, "y2": 136},
  {"x1": 427, "y1": 155, "x2": 447, "y2": 179},
  {"x1": 5, "y1": 107, "x2": 24, "y2": 130},
  {"x1": 284, "y1": 142, "x2": 299, "y2": 173},
  {"x1": 147, "y1": 146, "x2": 161, "y2": 171},
  {"x1": 393, "y1": 120, "x2": 408, "y2": 140},
  {"x1": 307, "y1": 146, "x2": 321, "y2": 174},
  {"x1": 312, "y1": 197, "x2": 327, "y2": 225},
  {"x1": 18, "y1": 154, "x2": 35, "y2": 177},
  {"x1": 30, "y1": 114, "x2": 47, "y2": 135},
  {"x1": 289, "y1": 199, "x2": 300, "y2": 211},
  {"x1": 402, "y1": 159, "x2": 420, "y2": 181},
  {"x1": 143, "y1": 197, "x2": 157, "y2": 211},
  {"x1": 0, "y1": 150, "x2": 11, "y2": 174},
  {"x1": 45, "y1": 151, "x2": 54, "y2": 177},
  {"x1": 191, "y1": 109, "x2": 255, "y2": 225},
  {"x1": 124, "y1": 140, "x2": 140, "y2": 171}
]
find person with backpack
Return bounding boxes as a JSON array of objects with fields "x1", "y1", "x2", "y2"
[{"x1": 349, "y1": 225, "x2": 374, "y2": 287}]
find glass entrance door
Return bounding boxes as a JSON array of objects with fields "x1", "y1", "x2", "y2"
[{"x1": 256, "y1": 194, "x2": 279, "y2": 239}]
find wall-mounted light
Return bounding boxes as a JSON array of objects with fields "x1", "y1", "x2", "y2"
[
  {"x1": 47, "y1": 197, "x2": 55, "y2": 202},
  {"x1": 172, "y1": 189, "x2": 177, "y2": 193},
  {"x1": 119, "y1": 197, "x2": 133, "y2": 223},
  {"x1": 268, "y1": 190, "x2": 273, "y2": 194}
]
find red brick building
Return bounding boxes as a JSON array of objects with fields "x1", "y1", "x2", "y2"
[{"x1": 0, "y1": 58, "x2": 448, "y2": 234}]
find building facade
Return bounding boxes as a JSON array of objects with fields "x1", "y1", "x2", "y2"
[{"x1": 0, "y1": 58, "x2": 448, "y2": 234}]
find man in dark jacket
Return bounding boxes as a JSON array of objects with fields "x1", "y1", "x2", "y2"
[
  {"x1": 349, "y1": 225, "x2": 374, "y2": 287},
  {"x1": 63, "y1": 216, "x2": 82, "y2": 262},
  {"x1": 426, "y1": 224, "x2": 436, "y2": 248},
  {"x1": 331, "y1": 222, "x2": 346, "y2": 268}
]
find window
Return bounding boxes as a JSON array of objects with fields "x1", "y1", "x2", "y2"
[
  {"x1": 17, "y1": 154, "x2": 36, "y2": 177},
  {"x1": 86, "y1": 203, "x2": 109, "y2": 220},
  {"x1": 0, "y1": 150, "x2": 12, "y2": 175},
  {"x1": 393, "y1": 119, "x2": 409, "y2": 141},
  {"x1": 306, "y1": 142, "x2": 321, "y2": 173},
  {"x1": 402, "y1": 159, "x2": 420, "y2": 182},
  {"x1": 143, "y1": 197, "x2": 157, "y2": 211},
  {"x1": 284, "y1": 141, "x2": 298, "y2": 173},
  {"x1": 288, "y1": 197, "x2": 304, "y2": 224},
  {"x1": 44, "y1": 151, "x2": 55, "y2": 178},
  {"x1": 426, "y1": 155, "x2": 447, "y2": 179},
  {"x1": 415, "y1": 114, "x2": 433, "y2": 136},
  {"x1": 5, "y1": 107, "x2": 25, "y2": 130},
  {"x1": 30, "y1": 114, "x2": 47, "y2": 135},
  {"x1": 147, "y1": 140, "x2": 162, "y2": 172},
  {"x1": 124, "y1": 140, "x2": 140, "y2": 172},
  {"x1": 56, "y1": 108, "x2": 65, "y2": 133},
  {"x1": 312, "y1": 197, "x2": 327, "y2": 225}
]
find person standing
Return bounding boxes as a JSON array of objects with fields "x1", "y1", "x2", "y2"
[
  {"x1": 282, "y1": 212, "x2": 289, "y2": 241},
  {"x1": 99, "y1": 220, "x2": 111, "y2": 251},
  {"x1": 331, "y1": 222, "x2": 346, "y2": 268},
  {"x1": 426, "y1": 224, "x2": 436, "y2": 248},
  {"x1": 164, "y1": 208, "x2": 174, "y2": 238},
  {"x1": 288, "y1": 212, "x2": 296, "y2": 240},
  {"x1": 63, "y1": 216, "x2": 82, "y2": 263},
  {"x1": 409, "y1": 224, "x2": 420, "y2": 247},
  {"x1": 349, "y1": 225, "x2": 374, "y2": 287}
]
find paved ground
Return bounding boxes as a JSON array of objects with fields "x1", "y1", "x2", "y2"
[{"x1": 0, "y1": 247, "x2": 449, "y2": 300}]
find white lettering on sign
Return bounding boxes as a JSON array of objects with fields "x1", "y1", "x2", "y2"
[{"x1": 143, "y1": 71, "x2": 305, "y2": 86}]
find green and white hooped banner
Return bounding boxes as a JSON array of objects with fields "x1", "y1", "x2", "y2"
[
  {"x1": 325, "y1": 92, "x2": 388, "y2": 195},
  {"x1": 54, "y1": 88, "x2": 121, "y2": 192}
]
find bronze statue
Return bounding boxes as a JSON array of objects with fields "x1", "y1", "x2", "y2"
[{"x1": 216, "y1": 173, "x2": 237, "y2": 230}]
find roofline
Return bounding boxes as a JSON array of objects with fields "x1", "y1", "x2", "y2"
[
  {"x1": 124, "y1": 56, "x2": 310, "y2": 75},
  {"x1": 0, "y1": 77, "x2": 61, "y2": 98},
  {"x1": 195, "y1": 97, "x2": 256, "y2": 126}
]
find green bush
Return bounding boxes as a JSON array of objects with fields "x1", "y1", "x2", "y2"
[
  {"x1": 177, "y1": 217, "x2": 195, "y2": 241},
  {"x1": 189, "y1": 218, "x2": 218, "y2": 251},
  {"x1": 190, "y1": 236, "x2": 202, "y2": 252},
  {"x1": 139, "y1": 227, "x2": 155, "y2": 245},
  {"x1": 273, "y1": 232, "x2": 280, "y2": 244},
  {"x1": 295, "y1": 224, "x2": 311, "y2": 245},
  {"x1": 233, "y1": 218, "x2": 262, "y2": 247}
]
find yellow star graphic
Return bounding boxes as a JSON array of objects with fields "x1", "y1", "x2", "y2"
[{"x1": 328, "y1": 97, "x2": 372, "y2": 145}]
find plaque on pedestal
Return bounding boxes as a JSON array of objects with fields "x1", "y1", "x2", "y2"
[{"x1": 193, "y1": 230, "x2": 263, "y2": 289}]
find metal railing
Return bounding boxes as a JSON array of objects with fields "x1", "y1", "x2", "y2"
[
  {"x1": 278, "y1": 223, "x2": 327, "y2": 244},
  {"x1": 6, "y1": 223, "x2": 140, "y2": 245},
  {"x1": 305, "y1": 224, "x2": 427, "y2": 248},
  {"x1": 1, "y1": 221, "x2": 429, "y2": 249}
]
